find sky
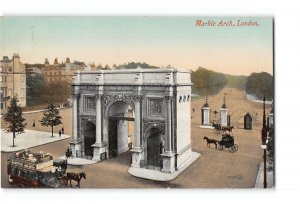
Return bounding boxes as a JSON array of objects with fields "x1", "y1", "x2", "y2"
[{"x1": 0, "y1": 17, "x2": 273, "y2": 75}]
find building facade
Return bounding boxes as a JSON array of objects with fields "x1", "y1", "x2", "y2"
[
  {"x1": 0, "y1": 54, "x2": 26, "y2": 113},
  {"x1": 42, "y1": 60, "x2": 86, "y2": 83},
  {"x1": 70, "y1": 67, "x2": 196, "y2": 177}
]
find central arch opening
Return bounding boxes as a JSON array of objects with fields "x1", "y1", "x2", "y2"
[{"x1": 107, "y1": 101, "x2": 135, "y2": 158}]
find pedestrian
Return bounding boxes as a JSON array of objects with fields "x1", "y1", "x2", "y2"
[
  {"x1": 32, "y1": 120, "x2": 35, "y2": 127},
  {"x1": 59, "y1": 130, "x2": 61, "y2": 138},
  {"x1": 192, "y1": 108, "x2": 195, "y2": 113},
  {"x1": 61, "y1": 127, "x2": 64, "y2": 134}
]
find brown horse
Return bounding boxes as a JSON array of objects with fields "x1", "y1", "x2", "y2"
[
  {"x1": 66, "y1": 172, "x2": 86, "y2": 188},
  {"x1": 222, "y1": 126, "x2": 234, "y2": 133},
  {"x1": 203, "y1": 136, "x2": 218, "y2": 149}
]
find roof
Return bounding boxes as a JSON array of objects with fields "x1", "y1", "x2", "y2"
[
  {"x1": 221, "y1": 103, "x2": 227, "y2": 109},
  {"x1": 202, "y1": 99, "x2": 209, "y2": 108}
]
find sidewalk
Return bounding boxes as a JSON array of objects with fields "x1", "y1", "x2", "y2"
[
  {"x1": 254, "y1": 162, "x2": 274, "y2": 188},
  {"x1": 0, "y1": 107, "x2": 71, "y2": 117},
  {"x1": 128, "y1": 152, "x2": 201, "y2": 181},
  {"x1": 1, "y1": 129, "x2": 71, "y2": 152},
  {"x1": 59, "y1": 156, "x2": 98, "y2": 165}
]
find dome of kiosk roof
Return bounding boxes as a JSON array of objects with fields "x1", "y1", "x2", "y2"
[
  {"x1": 202, "y1": 98, "x2": 209, "y2": 108},
  {"x1": 221, "y1": 103, "x2": 227, "y2": 109},
  {"x1": 221, "y1": 96, "x2": 227, "y2": 109}
]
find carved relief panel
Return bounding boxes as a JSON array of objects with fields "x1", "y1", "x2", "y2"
[
  {"x1": 84, "y1": 96, "x2": 96, "y2": 112},
  {"x1": 147, "y1": 98, "x2": 164, "y2": 118}
]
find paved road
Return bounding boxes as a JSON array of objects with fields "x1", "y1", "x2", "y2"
[{"x1": 1, "y1": 123, "x2": 262, "y2": 188}]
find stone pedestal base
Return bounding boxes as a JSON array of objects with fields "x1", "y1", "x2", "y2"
[
  {"x1": 70, "y1": 141, "x2": 81, "y2": 158},
  {"x1": 128, "y1": 152, "x2": 201, "y2": 181},
  {"x1": 131, "y1": 147, "x2": 143, "y2": 168},
  {"x1": 161, "y1": 152, "x2": 176, "y2": 174},
  {"x1": 92, "y1": 143, "x2": 107, "y2": 162}
]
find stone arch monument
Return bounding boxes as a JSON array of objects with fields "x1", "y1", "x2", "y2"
[{"x1": 70, "y1": 67, "x2": 199, "y2": 179}]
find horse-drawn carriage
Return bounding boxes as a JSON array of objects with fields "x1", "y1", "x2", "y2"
[
  {"x1": 7, "y1": 150, "x2": 67, "y2": 188},
  {"x1": 7, "y1": 150, "x2": 86, "y2": 188},
  {"x1": 212, "y1": 122, "x2": 234, "y2": 134},
  {"x1": 203, "y1": 134, "x2": 238, "y2": 153},
  {"x1": 217, "y1": 134, "x2": 238, "y2": 153}
]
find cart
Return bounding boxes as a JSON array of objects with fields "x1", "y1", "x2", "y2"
[{"x1": 218, "y1": 134, "x2": 238, "y2": 153}]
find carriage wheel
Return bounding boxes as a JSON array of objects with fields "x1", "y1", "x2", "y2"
[
  {"x1": 218, "y1": 145, "x2": 224, "y2": 151},
  {"x1": 234, "y1": 144, "x2": 238, "y2": 151},
  {"x1": 229, "y1": 146, "x2": 236, "y2": 153},
  {"x1": 17, "y1": 183, "x2": 24, "y2": 188}
]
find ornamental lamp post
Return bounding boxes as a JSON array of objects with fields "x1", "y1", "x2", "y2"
[{"x1": 261, "y1": 95, "x2": 268, "y2": 188}]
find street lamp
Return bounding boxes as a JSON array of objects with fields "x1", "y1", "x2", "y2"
[{"x1": 261, "y1": 95, "x2": 268, "y2": 188}]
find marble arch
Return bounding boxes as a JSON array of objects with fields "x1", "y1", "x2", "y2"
[{"x1": 70, "y1": 67, "x2": 199, "y2": 178}]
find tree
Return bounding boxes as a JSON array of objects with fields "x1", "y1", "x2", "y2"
[
  {"x1": 245, "y1": 72, "x2": 273, "y2": 100},
  {"x1": 3, "y1": 97, "x2": 27, "y2": 147},
  {"x1": 191, "y1": 67, "x2": 227, "y2": 96},
  {"x1": 40, "y1": 103, "x2": 63, "y2": 137}
]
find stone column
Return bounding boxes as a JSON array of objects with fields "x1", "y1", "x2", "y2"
[
  {"x1": 165, "y1": 96, "x2": 173, "y2": 153},
  {"x1": 131, "y1": 95, "x2": 144, "y2": 168},
  {"x1": 161, "y1": 95, "x2": 176, "y2": 174},
  {"x1": 92, "y1": 94, "x2": 107, "y2": 161},
  {"x1": 95, "y1": 94, "x2": 103, "y2": 144},
  {"x1": 70, "y1": 93, "x2": 81, "y2": 157}
]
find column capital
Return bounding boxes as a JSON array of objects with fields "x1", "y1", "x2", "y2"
[
  {"x1": 95, "y1": 93, "x2": 103, "y2": 100},
  {"x1": 133, "y1": 95, "x2": 144, "y2": 102},
  {"x1": 72, "y1": 93, "x2": 80, "y2": 100},
  {"x1": 164, "y1": 95, "x2": 175, "y2": 101}
]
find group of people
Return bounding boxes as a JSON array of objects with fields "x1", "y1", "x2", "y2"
[
  {"x1": 58, "y1": 127, "x2": 64, "y2": 137},
  {"x1": 32, "y1": 120, "x2": 64, "y2": 138}
]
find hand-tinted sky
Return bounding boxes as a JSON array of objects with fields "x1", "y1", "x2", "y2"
[{"x1": 0, "y1": 17, "x2": 273, "y2": 75}]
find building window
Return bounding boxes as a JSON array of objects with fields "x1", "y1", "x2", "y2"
[
  {"x1": 0, "y1": 66, "x2": 2, "y2": 72},
  {"x1": 8, "y1": 67, "x2": 12, "y2": 72},
  {"x1": 21, "y1": 76, "x2": 25, "y2": 82},
  {"x1": 0, "y1": 76, "x2": 2, "y2": 82},
  {"x1": 0, "y1": 103, "x2": 3, "y2": 109},
  {"x1": 8, "y1": 76, "x2": 12, "y2": 82}
]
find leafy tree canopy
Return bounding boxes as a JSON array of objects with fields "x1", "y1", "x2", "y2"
[
  {"x1": 27, "y1": 75, "x2": 71, "y2": 106},
  {"x1": 245, "y1": 72, "x2": 273, "y2": 100},
  {"x1": 3, "y1": 97, "x2": 27, "y2": 146},
  {"x1": 3, "y1": 97, "x2": 27, "y2": 134},
  {"x1": 40, "y1": 103, "x2": 63, "y2": 128},
  {"x1": 191, "y1": 67, "x2": 228, "y2": 96},
  {"x1": 117, "y1": 62, "x2": 159, "y2": 69}
]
